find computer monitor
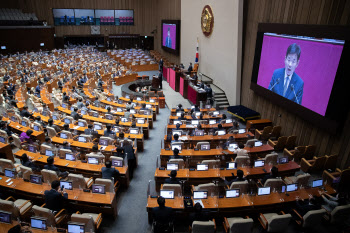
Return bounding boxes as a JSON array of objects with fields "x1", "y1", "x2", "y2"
[
  {"x1": 92, "y1": 184, "x2": 105, "y2": 194},
  {"x1": 130, "y1": 129, "x2": 138, "y2": 134},
  {"x1": 117, "y1": 108, "x2": 123, "y2": 112},
  {"x1": 105, "y1": 115, "x2": 113, "y2": 120},
  {"x1": 64, "y1": 118, "x2": 71, "y2": 124},
  {"x1": 0, "y1": 211, "x2": 11, "y2": 224},
  {"x1": 137, "y1": 119, "x2": 145, "y2": 124},
  {"x1": 60, "y1": 132, "x2": 68, "y2": 139},
  {"x1": 125, "y1": 95, "x2": 130, "y2": 99},
  {"x1": 60, "y1": 181, "x2": 73, "y2": 190},
  {"x1": 167, "y1": 163, "x2": 179, "y2": 171},
  {"x1": 11, "y1": 116, "x2": 16, "y2": 122},
  {"x1": 160, "y1": 190, "x2": 174, "y2": 199},
  {"x1": 193, "y1": 191, "x2": 208, "y2": 199},
  {"x1": 229, "y1": 143, "x2": 238, "y2": 149},
  {"x1": 70, "y1": 107, "x2": 75, "y2": 111},
  {"x1": 130, "y1": 109, "x2": 136, "y2": 114},
  {"x1": 67, "y1": 222, "x2": 85, "y2": 233},
  {"x1": 118, "y1": 100, "x2": 123, "y2": 104},
  {"x1": 238, "y1": 129, "x2": 246, "y2": 134},
  {"x1": 278, "y1": 157, "x2": 289, "y2": 164},
  {"x1": 173, "y1": 120, "x2": 182, "y2": 125},
  {"x1": 78, "y1": 121, "x2": 85, "y2": 127},
  {"x1": 286, "y1": 184, "x2": 298, "y2": 192},
  {"x1": 62, "y1": 103, "x2": 66, "y2": 108},
  {"x1": 65, "y1": 153, "x2": 75, "y2": 161},
  {"x1": 121, "y1": 117, "x2": 128, "y2": 122},
  {"x1": 4, "y1": 169, "x2": 15, "y2": 178},
  {"x1": 45, "y1": 149, "x2": 54, "y2": 157},
  {"x1": 196, "y1": 164, "x2": 209, "y2": 171},
  {"x1": 226, "y1": 162, "x2": 237, "y2": 170},
  {"x1": 171, "y1": 144, "x2": 182, "y2": 151},
  {"x1": 254, "y1": 141, "x2": 263, "y2": 147},
  {"x1": 31, "y1": 217, "x2": 47, "y2": 230},
  {"x1": 195, "y1": 112, "x2": 201, "y2": 117},
  {"x1": 94, "y1": 124, "x2": 102, "y2": 130},
  {"x1": 1, "y1": 46, "x2": 6, "y2": 50},
  {"x1": 99, "y1": 139, "x2": 108, "y2": 146},
  {"x1": 212, "y1": 111, "x2": 219, "y2": 116},
  {"x1": 312, "y1": 179, "x2": 323, "y2": 188},
  {"x1": 30, "y1": 174, "x2": 42, "y2": 185},
  {"x1": 28, "y1": 144, "x2": 37, "y2": 153},
  {"x1": 21, "y1": 121, "x2": 27, "y2": 127},
  {"x1": 191, "y1": 120, "x2": 199, "y2": 125},
  {"x1": 281, "y1": 185, "x2": 286, "y2": 193},
  {"x1": 194, "y1": 130, "x2": 204, "y2": 136},
  {"x1": 107, "y1": 97, "x2": 111, "y2": 102},
  {"x1": 176, "y1": 112, "x2": 182, "y2": 117},
  {"x1": 146, "y1": 104, "x2": 152, "y2": 109},
  {"x1": 172, "y1": 130, "x2": 182, "y2": 136},
  {"x1": 200, "y1": 144, "x2": 210, "y2": 150},
  {"x1": 0, "y1": 136, "x2": 5, "y2": 143},
  {"x1": 33, "y1": 125, "x2": 40, "y2": 131},
  {"x1": 81, "y1": 110, "x2": 86, "y2": 115},
  {"x1": 52, "y1": 115, "x2": 58, "y2": 120},
  {"x1": 209, "y1": 119, "x2": 216, "y2": 125},
  {"x1": 112, "y1": 159, "x2": 123, "y2": 167},
  {"x1": 191, "y1": 106, "x2": 195, "y2": 109},
  {"x1": 226, "y1": 189, "x2": 240, "y2": 198},
  {"x1": 88, "y1": 157, "x2": 99, "y2": 165},
  {"x1": 137, "y1": 97, "x2": 142, "y2": 101},
  {"x1": 92, "y1": 112, "x2": 99, "y2": 117},
  {"x1": 254, "y1": 160, "x2": 265, "y2": 167},
  {"x1": 217, "y1": 130, "x2": 226, "y2": 136},
  {"x1": 40, "y1": 43, "x2": 44, "y2": 46},
  {"x1": 258, "y1": 187, "x2": 271, "y2": 196},
  {"x1": 78, "y1": 136, "x2": 87, "y2": 143},
  {"x1": 205, "y1": 105, "x2": 211, "y2": 109},
  {"x1": 226, "y1": 119, "x2": 233, "y2": 124}
]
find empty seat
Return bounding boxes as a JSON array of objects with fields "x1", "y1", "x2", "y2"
[
  {"x1": 259, "y1": 212, "x2": 292, "y2": 232},
  {"x1": 19, "y1": 165, "x2": 33, "y2": 180},
  {"x1": 77, "y1": 119, "x2": 88, "y2": 127},
  {"x1": 264, "y1": 178, "x2": 284, "y2": 192},
  {"x1": 41, "y1": 169, "x2": 59, "y2": 184},
  {"x1": 201, "y1": 160, "x2": 220, "y2": 169},
  {"x1": 268, "y1": 136, "x2": 287, "y2": 151},
  {"x1": 224, "y1": 217, "x2": 253, "y2": 233},
  {"x1": 32, "y1": 205, "x2": 67, "y2": 227},
  {"x1": 235, "y1": 156, "x2": 250, "y2": 167},
  {"x1": 263, "y1": 153, "x2": 278, "y2": 166},
  {"x1": 68, "y1": 174, "x2": 93, "y2": 189},
  {"x1": 46, "y1": 126, "x2": 57, "y2": 138},
  {"x1": 0, "y1": 197, "x2": 32, "y2": 219},
  {"x1": 168, "y1": 159, "x2": 185, "y2": 169},
  {"x1": 229, "y1": 180, "x2": 249, "y2": 193},
  {"x1": 255, "y1": 126, "x2": 273, "y2": 141},
  {"x1": 323, "y1": 154, "x2": 338, "y2": 171},
  {"x1": 196, "y1": 142, "x2": 210, "y2": 150},
  {"x1": 300, "y1": 156, "x2": 327, "y2": 173},
  {"x1": 0, "y1": 158, "x2": 20, "y2": 173},
  {"x1": 191, "y1": 220, "x2": 216, "y2": 233},
  {"x1": 245, "y1": 139, "x2": 258, "y2": 147},
  {"x1": 95, "y1": 178, "x2": 118, "y2": 193},
  {"x1": 70, "y1": 212, "x2": 102, "y2": 233},
  {"x1": 284, "y1": 173, "x2": 311, "y2": 188},
  {"x1": 292, "y1": 208, "x2": 327, "y2": 229},
  {"x1": 193, "y1": 183, "x2": 217, "y2": 196}
]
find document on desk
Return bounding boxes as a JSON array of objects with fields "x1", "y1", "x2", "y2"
[
  {"x1": 193, "y1": 200, "x2": 204, "y2": 208},
  {"x1": 100, "y1": 146, "x2": 107, "y2": 151},
  {"x1": 179, "y1": 136, "x2": 188, "y2": 140},
  {"x1": 73, "y1": 126, "x2": 80, "y2": 129}
]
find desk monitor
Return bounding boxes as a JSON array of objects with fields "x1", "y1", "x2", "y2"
[
  {"x1": 191, "y1": 106, "x2": 195, "y2": 109},
  {"x1": 278, "y1": 157, "x2": 288, "y2": 164},
  {"x1": 160, "y1": 190, "x2": 174, "y2": 199},
  {"x1": 137, "y1": 97, "x2": 142, "y2": 101},
  {"x1": 195, "y1": 112, "x2": 201, "y2": 117},
  {"x1": 196, "y1": 164, "x2": 209, "y2": 171},
  {"x1": 4, "y1": 169, "x2": 15, "y2": 178},
  {"x1": 78, "y1": 121, "x2": 85, "y2": 127},
  {"x1": 0, "y1": 211, "x2": 11, "y2": 224},
  {"x1": 312, "y1": 179, "x2": 323, "y2": 188},
  {"x1": 191, "y1": 120, "x2": 199, "y2": 125},
  {"x1": 107, "y1": 97, "x2": 111, "y2": 102},
  {"x1": 130, "y1": 109, "x2": 136, "y2": 114},
  {"x1": 137, "y1": 119, "x2": 145, "y2": 124},
  {"x1": 88, "y1": 157, "x2": 99, "y2": 165},
  {"x1": 80, "y1": 110, "x2": 86, "y2": 115},
  {"x1": 209, "y1": 119, "x2": 216, "y2": 125},
  {"x1": 254, "y1": 141, "x2": 263, "y2": 147},
  {"x1": 281, "y1": 185, "x2": 286, "y2": 193},
  {"x1": 167, "y1": 163, "x2": 179, "y2": 171},
  {"x1": 30, "y1": 174, "x2": 42, "y2": 185},
  {"x1": 62, "y1": 103, "x2": 67, "y2": 108},
  {"x1": 21, "y1": 121, "x2": 27, "y2": 127},
  {"x1": 78, "y1": 136, "x2": 87, "y2": 143},
  {"x1": 200, "y1": 144, "x2": 210, "y2": 150},
  {"x1": 68, "y1": 222, "x2": 85, "y2": 233},
  {"x1": 0, "y1": 136, "x2": 5, "y2": 143},
  {"x1": 146, "y1": 104, "x2": 152, "y2": 109},
  {"x1": 52, "y1": 115, "x2": 58, "y2": 120},
  {"x1": 258, "y1": 187, "x2": 271, "y2": 196},
  {"x1": 212, "y1": 111, "x2": 220, "y2": 116},
  {"x1": 193, "y1": 191, "x2": 208, "y2": 199},
  {"x1": 11, "y1": 116, "x2": 16, "y2": 122},
  {"x1": 176, "y1": 112, "x2": 182, "y2": 117},
  {"x1": 60, "y1": 181, "x2": 73, "y2": 190},
  {"x1": 118, "y1": 100, "x2": 123, "y2": 104},
  {"x1": 226, "y1": 119, "x2": 233, "y2": 124},
  {"x1": 172, "y1": 130, "x2": 182, "y2": 136},
  {"x1": 171, "y1": 144, "x2": 182, "y2": 151},
  {"x1": 121, "y1": 117, "x2": 128, "y2": 122},
  {"x1": 105, "y1": 114, "x2": 113, "y2": 120},
  {"x1": 92, "y1": 184, "x2": 105, "y2": 194},
  {"x1": 31, "y1": 217, "x2": 47, "y2": 230},
  {"x1": 130, "y1": 129, "x2": 138, "y2": 134},
  {"x1": 94, "y1": 124, "x2": 102, "y2": 130},
  {"x1": 254, "y1": 160, "x2": 265, "y2": 167},
  {"x1": 45, "y1": 149, "x2": 54, "y2": 157},
  {"x1": 205, "y1": 105, "x2": 211, "y2": 109},
  {"x1": 65, "y1": 153, "x2": 75, "y2": 161},
  {"x1": 60, "y1": 132, "x2": 68, "y2": 139},
  {"x1": 40, "y1": 43, "x2": 44, "y2": 46},
  {"x1": 286, "y1": 183, "x2": 298, "y2": 192},
  {"x1": 28, "y1": 144, "x2": 37, "y2": 153},
  {"x1": 33, "y1": 125, "x2": 40, "y2": 131},
  {"x1": 92, "y1": 112, "x2": 99, "y2": 117},
  {"x1": 226, "y1": 189, "x2": 240, "y2": 198},
  {"x1": 1, "y1": 46, "x2": 6, "y2": 50},
  {"x1": 226, "y1": 162, "x2": 237, "y2": 170},
  {"x1": 150, "y1": 99, "x2": 155, "y2": 103},
  {"x1": 112, "y1": 159, "x2": 123, "y2": 167},
  {"x1": 194, "y1": 130, "x2": 204, "y2": 136},
  {"x1": 238, "y1": 129, "x2": 246, "y2": 134},
  {"x1": 117, "y1": 108, "x2": 123, "y2": 112},
  {"x1": 217, "y1": 130, "x2": 226, "y2": 136},
  {"x1": 229, "y1": 143, "x2": 238, "y2": 149},
  {"x1": 125, "y1": 95, "x2": 130, "y2": 99},
  {"x1": 99, "y1": 139, "x2": 108, "y2": 146},
  {"x1": 173, "y1": 120, "x2": 182, "y2": 125},
  {"x1": 70, "y1": 107, "x2": 75, "y2": 111},
  {"x1": 64, "y1": 118, "x2": 71, "y2": 124}
]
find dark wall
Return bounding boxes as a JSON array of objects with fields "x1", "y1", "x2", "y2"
[{"x1": 0, "y1": 27, "x2": 55, "y2": 54}]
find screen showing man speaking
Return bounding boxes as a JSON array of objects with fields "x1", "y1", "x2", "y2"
[
  {"x1": 256, "y1": 33, "x2": 344, "y2": 116},
  {"x1": 162, "y1": 23, "x2": 176, "y2": 50}
]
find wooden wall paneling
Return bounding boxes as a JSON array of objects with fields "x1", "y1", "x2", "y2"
[{"x1": 340, "y1": 0, "x2": 350, "y2": 24}]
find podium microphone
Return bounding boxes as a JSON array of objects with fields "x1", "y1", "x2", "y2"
[
  {"x1": 290, "y1": 84, "x2": 299, "y2": 104},
  {"x1": 269, "y1": 78, "x2": 280, "y2": 91}
]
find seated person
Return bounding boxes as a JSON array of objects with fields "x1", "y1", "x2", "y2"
[
  {"x1": 88, "y1": 145, "x2": 105, "y2": 161},
  {"x1": 176, "y1": 104, "x2": 184, "y2": 112},
  {"x1": 177, "y1": 112, "x2": 186, "y2": 121},
  {"x1": 164, "y1": 170, "x2": 181, "y2": 184},
  {"x1": 104, "y1": 124, "x2": 116, "y2": 139},
  {"x1": 35, "y1": 116, "x2": 45, "y2": 127},
  {"x1": 189, "y1": 202, "x2": 210, "y2": 226},
  {"x1": 62, "y1": 141, "x2": 72, "y2": 150},
  {"x1": 191, "y1": 124, "x2": 203, "y2": 136},
  {"x1": 42, "y1": 137, "x2": 55, "y2": 148},
  {"x1": 71, "y1": 107, "x2": 81, "y2": 121},
  {"x1": 20, "y1": 106, "x2": 32, "y2": 118},
  {"x1": 294, "y1": 195, "x2": 321, "y2": 217},
  {"x1": 21, "y1": 153, "x2": 40, "y2": 171},
  {"x1": 214, "y1": 124, "x2": 226, "y2": 135},
  {"x1": 47, "y1": 118, "x2": 61, "y2": 133},
  {"x1": 77, "y1": 98, "x2": 84, "y2": 109},
  {"x1": 94, "y1": 97, "x2": 100, "y2": 107},
  {"x1": 84, "y1": 124, "x2": 98, "y2": 137},
  {"x1": 261, "y1": 166, "x2": 279, "y2": 185},
  {"x1": 221, "y1": 169, "x2": 246, "y2": 186},
  {"x1": 193, "y1": 105, "x2": 200, "y2": 112},
  {"x1": 20, "y1": 129, "x2": 33, "y2": 143},
  {"x1": 101, "y1": 161, "x2": 120, "y2": 180},
  {"x1": 319, "y1": 191, "x2": 347, "y2": 212},
  {"x1": 44, "y1": 156, "x2": 68, "y2": 178},
  {"x1": 140, "y1": 103, "x2": 147, "y2": 110},
  {"x1": 169, "y1": 148, "x2": 183, "y2": 160},
  {"x1": 223, "y1": 136, "x2": 235, "y2": 148},
  {"x1": 152, "y1": 197, "x2": 174, "y2": 233},
  {"x1": 236, "y1": 142, "x2": 247, "y2": 156},
  {"x1": 44, "y1": 180, "x2": 68, "y2": 212},
  {"x1": 171, "y1": 134, "x2": 180, "y2": 144}
]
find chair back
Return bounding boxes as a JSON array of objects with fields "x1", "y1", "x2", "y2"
[
  {"x1": 78, "y1": 134, "x2": 92, "y2": 143},
  {"x1": 33, "y1": 122, "x2": 43, "y2": 131},
  {"x1": 22, "y1": 117, "x2": 31, "y2": 127},
  {"x1": 70, "y1": 213, "x2": 95, "y2": 233},
  {"x1": 324, "y1": 154, "x2": 338, "y2": 171},
  {"x1": 310, "y1": 156, "x2": 327, "y2": 173},
  {"x1": 229, "y1": 217, "x2": 253, "y2": 233},
  {"x1": 46, "y1": 127, "x2": 57, "y2": 138},
  {"x1": 285, "y1": 136, "x2": 297, "y2": 150},
  {"x1": 274, "y1": 136, "x2": 287, "y2": 151},
  {"x1": 330, "y1": 204, "x2": 350, "y2": 224},
  {"x1": 99, "y1": 136, "x2": 114, "y2": 146},
  {"x1": 0, "y1": 129, "x2": 8, "y2": 137},
  {"x1": 304, "y1": 145, "x2": 316, "y2": 160},
  {"x1": 229, "y1": 180, "x2": 249, "y2": 193},
  {"x1": 168, "y1": 159, "x2": 185, "y2": 169},
  {"x1": 264, "y1": 153, "x2": 278, "y2": 166},
  {"x1": 235, "y1": 156, "x2": 250, "y2": 167},
  {"x1": 295, "y1": 173, "x2": 311, "y2": 188},
  {"x1": 60, "y1": 130, "x2": 73, "y2": 139},
  {"x1": 195, "y1": 183, "x2": 217, "y2": 196},
  {"x1": 201, "y1": 159, "x2": 220, "y2": 169},
  {"x1": 192, "y1": 221, "x2": 215, "y2": 233},
  {"x1": 0, "y1": 199, "x2": 20, "y2": 218},
  {"x1": 68, "y1": 173, "x2": 87, "y2": 189},
  {"x1": 59, "y1": 148, "x2": 73, "y2": 159},
  {"x1": 302, "y1": 209, "x2": 327, "y2": 228},
  {"x1": 162, "y1": 184, "x2": 182, "y2": 196},
  {"x1": 171, "y1": 142, "x2": 184, "y2": 150},
  {"x1": 245, "y1": 139, "x2": 258, "y2": 147},
  {"x1": 95, "y1": 178, "x2": 114, "y2": 193},
  {"x1": 268, "y1": 214, "x2": 291, "y2": 232},
  {"x1": 259, "y1": 126, "x2": 273, "y2": 141},
  {"x1": 63, "y1": 116, "x2": 74, "y2": 124},
  {"x1": 41, "y1": 169, "x2": 59, "y2": 184},
  {"x1": 0, "y1": 158, "x2": 16, "y2": 171},
  {"x1": 93, "y1": 122, "x2": 104, "y2": 130},
  {"x1": 19, "y1": 165, "x2": 33, "y2": 180},
  {"x1": 196, "y1": 142, "x2": 210, "y2": 150},
  {"x1": 270, "y1": 126, "x2": 281, "y2": 139},
  {"x1": 12, "y1": 134, "x2": 22, "y2": 149},
  {"x1": 264, "y1": 178, "x2": 284, "y2": 192},
  {"x1": 32, "y1": 205, "x2": 56, "y2": 227},
  {"x1": 40, "y1": 144, "x2": 53, "y2": 155},
  {"x1": 105, "y1": 114, "x2": 114, "y2": 120},
  {"x1": 78, "y1": 119, "x2": 88, "y2": 127}
]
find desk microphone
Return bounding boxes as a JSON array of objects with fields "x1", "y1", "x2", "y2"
[
  {"x1": 290, "y1": 84, "x2": 299, "y2": 104},
  {"x1": 269, "y1": 78, "x2": 280, "y2": 91}
]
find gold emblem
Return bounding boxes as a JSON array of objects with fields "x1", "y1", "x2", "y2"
[{"x1": 201, "y1": 5, "x2": 214, "y2": 37}]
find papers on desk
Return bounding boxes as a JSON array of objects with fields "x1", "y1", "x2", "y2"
[
  {"x1": 73, "y1": 126, "x2": 80, "y2": 129},
  {"x1": 100, "y1": 146, "x2": 107, "y2": 151},
  {"x1": 179, "y1": 136, "x2": 188, "y2": 140},
  {"x1": 193, "y1": 200, "x2": 204, "y2": 208}
]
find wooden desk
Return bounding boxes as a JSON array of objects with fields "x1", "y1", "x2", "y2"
[
  {"x1": 0, "y1": 142, "x2": 14, "y2": 162},
  {"x1": 131, "y1": 63, "x2": 158, "y2": 72},
  {"x1": 0, "y1": 221, "x2": 57, "y2": 233},
  {"x1": 169, "y1": 115, "x2": 222, "y2": 120},
  {"x1": 114, "y1": 73, "x2": 138, "y2": 86},
  {"x1": 0, "y1": 175, "x2": 118, "y2": 218},
  {"x1": 3, "y1": 118, "x2": 45, "y2": 142},
  {"x1": 246, "y1": 119, "x2": 272, "y2": 132},
  {"x1": 166, "y1": 123, "x2": 234, "y2": 134},
  {"x1": 170, "y1": 108, "x2": 217, "y2": 115}
]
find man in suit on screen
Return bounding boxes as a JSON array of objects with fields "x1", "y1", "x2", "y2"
[
  {"x1": 165, "y1": 28, "x2": 172, "y2": 48},
  {"x1": 268, "y1": 43, "x2": 304, "y2": 104}
]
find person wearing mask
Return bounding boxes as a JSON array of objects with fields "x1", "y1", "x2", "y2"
[
  {"x1": 152, "y1": 197, "x2": 174, "y2": 233},
  {"x1": 44, "y1": 180, "x2": 68, "y2": 212},
  {"x1": 261, "y1": 166, "x2": 279, "y2": 185},
  {"x1": 164, "y1": 170, "x2": 181, "y2": 184},
  {"x1": 101, "y1": 161, "x2": 120, "y2": 180}
]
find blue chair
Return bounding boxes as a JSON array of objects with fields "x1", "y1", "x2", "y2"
[
  {"x1": 70, "y1": 16, "x2": 75, "y2": 24},
  {"x1": 60, "y1": 16, "x2": 64, "y2": 24}
]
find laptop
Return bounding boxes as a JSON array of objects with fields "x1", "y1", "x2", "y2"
[
  {"x1": 238, "y1": 129, "x2": 246, "y2": 134},
  {"x1": 64, "y1": 118, "x2": 71, "y2": 124},
  {"x1": 112, "y1": 159, "x2": 123, "y2": 167},
  {"x1": 99, "y1": 139, "x2": 108, "y2": 146},
  {"x1": 33, "y1": 125, "x2": 40, "y2": 131},
  {"x1": 60, "y1": 181, "x2": 73, "y2": 190},
  {"x1": 28, "y1": 144, "x2": 37, "y2": 153},
  {"x1": 193, "y1": 191, "x2": 208, "y2": 199},
  {"x1": 160, "y1": 190, "x2": 174, "y2": 199},
  {"x1": 286, "y1": 183, "x2": 298, "y2": 192},
  {"x1": 0, "y1": 211, "x2": 11, "y2": 224},
  {"x1": 30, "y1": 174, "x2": 42, "y2": 185},
  {"x1": 171, "y1": 144, "x2": 182, "y2": 151},
  {"x1": 312, "y1": 179, "x2": 323, "y2": 188},
  {"x1": 196, "y1": 164, "x2": 209, "y2": 171},
  {"x1": 254, "y1": 141, "x2": 263, "y2": 147},
  {"x1": 78, "y1": 121, "x2": 85, "y2": 127},
  {"x1": 209, "y1": 119, "x2": 216, "y2": 125},
  {"x1": 60, "y1": 132, "x2": 68, "y2": 139},
  {"x1": 31, "y1": 217, "x2": 47, "y2": 230},
  {"x1": 88, "y1": 157, "x2": 99, "y2": 165},
  {"x1": 226, "y1": 162, "x2": 237, "y2": 170},
  {"x1": 0, "y1": 136, "x2": 5, "y2": 143},
  {"x1": 21, "y1": 121, "x2": 27, "y2": 127},
  {"x1": 200, "y1": 144, "x2": 210, "y2": 150},
  {"x1": 67, "y1": 222, "x2": 85, "y2": 233},
  {"x1": 130, "y1": 129, "x2": 138, "y2": 134},
  {"x1": 167, "y1": 163, "x2": 179, "y2": 171},
  {"x1": 173, "y1": 120, "x2": 182, "y2": 125},
  {"x1": 4, "y1": 169, "x2": 15, "y2": 178},
  {"x1": 254, "y1": 160, "x2": 265, "y2": 167},
  {"x1": 65, "y1": 153, "x2": 75, "y2": 161},
  {"x1": 194, "y1": 130, "x2": 204, "y2": 136},
  {"x1": 94, "y1": 124, "x2": 102, "y2": 130},
  {"x1": 172, "y1": 130, "x2": 182, "y2": 136},
  {"x1": 226, "y1": 189, "x2": 240, "y2": 198},
  {"x1": 258, "y1": 187, "x2": 271, "y2": 196},
  {"x1": 92, "y1": 184, "x2": 106, "y2": 194},
  {"x1": 45, "y1": 149, "x2": 54, "y2": 157},
  {"x1": 278, "y1": 157, "x2": 289, "y2": 164},
  {"x1": 191, "y1": 120, "x2": 199, "y2": 125},
  {"x1": 217, "y1": 130, "x2": 226, "y2": 136},
  {"x1": 78, "y1": 136, "x2": 87, "y2": 143}
]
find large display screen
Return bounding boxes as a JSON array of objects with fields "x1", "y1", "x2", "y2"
[
  {"x1": 257, "y1": 33, "x2": 344, "y2": 116},
  {"x1": 162, "y1": 23, "x2": 176, "y2": 50}
]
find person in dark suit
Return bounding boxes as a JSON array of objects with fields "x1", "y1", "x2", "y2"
[
  {"x1": 189, "y1": 202, "x2": 210, "y2": 226},
  {"x1": 261, "y1": 166, "x2": 279, "y2": 185},
  {"x1": 44, "y1": 156, "x2": 68, "y2": 178},
  {"x1": 221, "y1": 169, "x2": 246, "y2": 186},
  {"x1": 84, "y1": 124, "x2": 98, "y2": 137},
  {"x1": 158, "y1": 70, "x2": 163, "y2": 89},
  {"x1": 159, "y1": 58, "x2": 163, "y2": 71},
  {"x1": 268, "y1": 43, "x2": 304, "y2": 104},
  {"x1": 164, "y1": 170, "x2": 181, "y2": 184},
  {"x1": 171, "y1": 134, "x2": 180, "y2": 144},
  {"x1": 193, "y1": 105, "x2": 200, "y2": 112},
  {"x1": 20, "y1": 106, "x2": 32, "y2": 118},
  {"x1": 169, "y1": 148, "x2": 183, "y2": 160},
  {"x1": 123, "y1": 144, "x2": 136, "y2": 179},
  {"x1": 177, "y1": 112, "x2": 186, "y2": 120},
  {"x1": 188, "y1": 63, "x2": 193, "y2": 73},
  {"x1": 71, "y1": 107, "x2": 81, "y2": 121},
  {"x1": 44, "y1": 180, "x2": 68, "y2": 212},
  {"x1": 21, "y1": 153, "x2": 40, "y2": 171},
  {"x1": 152, "y1": 197, "x2": 174, "y2": 233},
  {"x1": 47, "y1": 119, "x2": 61, "y2": 133},
  {"x1": 104, "y1": 124, "x2": 116, "y2": 139},
  {"x1": 101, "y1": 161, "x2": 120, "y2": 180},
  {"x1": 294, "y1": 196, "x2": 321, "y2": 217}
]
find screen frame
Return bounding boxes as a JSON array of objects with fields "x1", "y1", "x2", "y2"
[
  {"x1": 250, "y1": 23, "x2": 350, "y2": 134},
  {"x1": 161, "y1": 20, "x2": 181, "y2": 55}
]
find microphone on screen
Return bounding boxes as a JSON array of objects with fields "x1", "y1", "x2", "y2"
[
  {"x1": 290, "y1": 84, "x2": 300, "y2": 104},
  {"x1": 269, "y1": 78, "x2": 280, "y2": 91}
]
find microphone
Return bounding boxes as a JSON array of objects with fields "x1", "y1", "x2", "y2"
[
  {"x1": 269, "y1": 78, "x2": 280, "y2": 91},
  {"x1": 290, "y1": 84, "x2": 299, "y2": 104}
]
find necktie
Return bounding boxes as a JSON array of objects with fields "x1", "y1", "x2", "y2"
[{"x1": 283, "y1": 76, "x2": 290, "y2": 96}]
